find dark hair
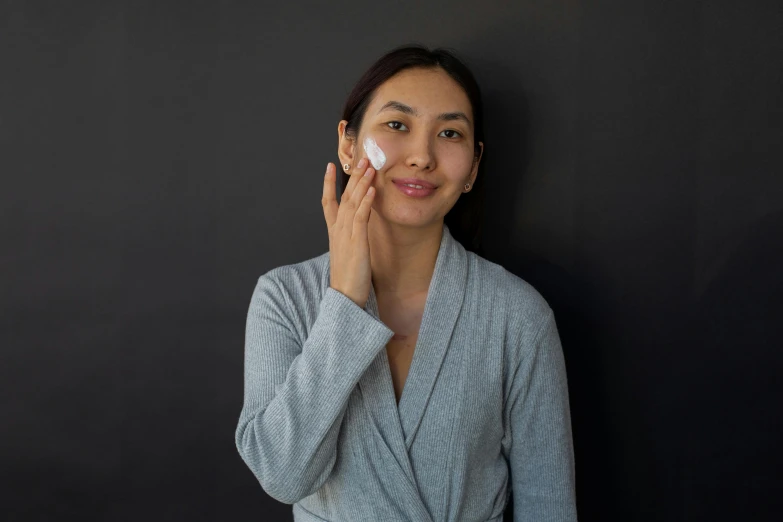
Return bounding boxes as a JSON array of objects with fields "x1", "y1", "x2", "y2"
[{"x1": 340, "y1": 44, "x2": 486, "y2": 257}]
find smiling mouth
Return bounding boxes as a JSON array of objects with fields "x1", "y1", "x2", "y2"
[
  {"x1": 392, "y1": 181, "x2": 437, "y2": 198},
  {"x1": 391, "y1": 179, "x2": 438, "y2": 190}
]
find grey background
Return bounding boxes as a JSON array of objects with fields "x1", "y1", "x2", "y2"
[{"x1": 2, "y1": 0, "x2": 782, "y2": 520}]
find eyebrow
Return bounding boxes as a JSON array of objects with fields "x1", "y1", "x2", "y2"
[{"x1": 376, "y1": 100, "x2": 472, "y2": 126}]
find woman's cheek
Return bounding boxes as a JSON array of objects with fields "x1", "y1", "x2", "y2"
[
  {"x1": 362, "y1": 136, "x2": 386, "y2": 170},
  {"x1": 368, "y1": 135, "x2": 399, "y2": 171},
  {"x1": 441, "y1": 149, "x2": 473, "y2": 180}
]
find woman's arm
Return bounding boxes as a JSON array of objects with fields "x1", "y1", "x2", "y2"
[
  {"x1": 235, "y1": 273, "x2": 394, "y2": 504},
  {"x1": 507, "y1": 308, "x2": 578, "y2": 521}
]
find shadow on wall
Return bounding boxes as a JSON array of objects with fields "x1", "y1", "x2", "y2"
[
  {"x1": 473, "y1": 55, "x2": 534, "y2": 262},
  {"x1": 675, "y1": 208, "x2": 783, "y2": 519}
]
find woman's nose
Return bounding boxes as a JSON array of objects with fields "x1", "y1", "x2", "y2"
[{"x1": 405, "y1": 134, "x2": 435, "y2": 171}]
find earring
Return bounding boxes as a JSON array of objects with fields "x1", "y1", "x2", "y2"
[
  {"x1": 464, "y1": 182, "x2": 471, "y2": 191},
  {"x1": 343, "y1": 164, "x2": 350, "y2": 171}
]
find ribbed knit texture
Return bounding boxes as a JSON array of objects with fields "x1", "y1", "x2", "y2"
[{"x1": 235, "y1": 224, "x2": 577, "y2": 521}]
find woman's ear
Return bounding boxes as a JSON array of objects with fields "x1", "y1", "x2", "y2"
[
  {"x1": 470, "y1": 141, "x2": 484, "y2": 182},
  {"x1": 337, "y1": 120, "x2": 356, "y2": 172}
]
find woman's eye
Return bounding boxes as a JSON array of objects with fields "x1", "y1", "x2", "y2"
[
  {"x1": 439, "y1": 129, "x2": 462, "y2": 139},
  {"x1": 386, "y1": 122, "x2": 461, "y2": 138},
  {"x1": 387, "y1": 121, "x2": 408, "y2": 131}
]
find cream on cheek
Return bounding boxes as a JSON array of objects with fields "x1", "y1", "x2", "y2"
[{"x1": 362, "y1": 136, "x2": 387, "y2": 170}]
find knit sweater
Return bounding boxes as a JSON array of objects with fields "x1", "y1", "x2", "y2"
[{"x1": 235, "y1": 224, "x2": 577, "y2": 521}]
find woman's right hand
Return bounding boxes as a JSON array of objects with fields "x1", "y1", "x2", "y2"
[{"x1": 322, "y1": 158, "x2": 376, "y2": 308}]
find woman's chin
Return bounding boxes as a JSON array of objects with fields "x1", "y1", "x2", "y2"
[{"x1": 372, "y1": 208, "x2": 442, "y2": 228}]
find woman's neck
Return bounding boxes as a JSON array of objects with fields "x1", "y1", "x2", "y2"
[{"x1": 367, "y1": 216, "x2": 442, "y2": 298}]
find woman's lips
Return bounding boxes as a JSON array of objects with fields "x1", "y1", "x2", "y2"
[{"x1": 392, "y1": 180, "x2": 437, "y2": 198}]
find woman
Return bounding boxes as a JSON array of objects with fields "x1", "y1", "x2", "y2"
[{"x1": 235, "y1": 45, "x2": 577, "y2": 521}]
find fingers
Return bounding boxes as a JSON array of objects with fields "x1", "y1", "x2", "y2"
[
  {"x1": 343, "y1": 157, "x2": 368, "y2": 201},
  {"x1": 337, "y1": 162, "x2": 375, "y2": 231},
  {"x1": 322, "y1": 163, "x2": 338, "y2": 228},
  {"x1": 349, "y1": 164, "x2": 374, "y2": 209},
  {"x1": 352, "y1": 178, "x2": 375, "y2": 239}
]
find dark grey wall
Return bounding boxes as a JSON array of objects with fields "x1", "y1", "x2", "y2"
[{"x1": 2, "y1": 1, "x2": 781, "y2": 521}]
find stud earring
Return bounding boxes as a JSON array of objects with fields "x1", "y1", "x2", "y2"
[
  {"x1": 343, "y1": 164, "x2": 350, "y2": 171},
  {"x1": 464, "y1": 182, "x2": 471, "y2": 191}
]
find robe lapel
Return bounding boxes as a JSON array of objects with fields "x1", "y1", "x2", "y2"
[
  {"x1": 395, "y1": 224, "x2": 468, "y2": 447},
  {"x1": 357, "y1": 224, "x2": 468, "y2": 510},
  {"x1": 359, "y1": 285, "x2": 431, "y2": 520}
]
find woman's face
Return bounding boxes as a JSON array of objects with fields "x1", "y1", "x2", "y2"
[{"x1": 339, "y1": 67, "x2": 483, "y2": 229}]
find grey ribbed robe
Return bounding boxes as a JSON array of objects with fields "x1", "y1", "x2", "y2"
[{"x1": 235, "y1": 224, "x2": 577, "y2": 521}]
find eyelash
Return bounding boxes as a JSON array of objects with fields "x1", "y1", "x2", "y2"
[{"x1": 386, "y1": 121, "x2": 462, "y2": 139}]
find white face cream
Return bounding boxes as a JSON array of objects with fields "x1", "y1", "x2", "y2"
[{"x1": 363, "y1": 136, "x2": 387, "y2": 170}]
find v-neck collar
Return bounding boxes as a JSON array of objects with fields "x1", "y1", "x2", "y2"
[{"x1": 357, "y1": 223, "x2": 468, "y2": 494}]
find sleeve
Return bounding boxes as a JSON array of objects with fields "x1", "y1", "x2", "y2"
[
  {"x1": 507, "y1": 308, "x2": 578, "y2": 521},
  {"x1": 234, "y1": 274, "x2": 395, "y2": 504}
]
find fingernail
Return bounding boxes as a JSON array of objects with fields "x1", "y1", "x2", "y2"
[{"x1": 358, "y1": 158, "x2": 367, "y2": 168}]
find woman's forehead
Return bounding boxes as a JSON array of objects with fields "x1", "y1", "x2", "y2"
[{"x1": 369, "y1": 68, "x2": 473, "y2": 118}]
